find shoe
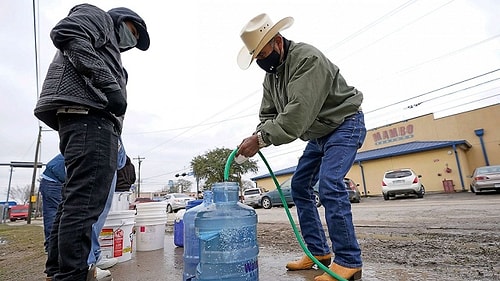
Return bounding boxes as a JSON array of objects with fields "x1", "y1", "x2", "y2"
[
  {"x1": 46, "y1": 278, "x2": 52, "y2": 281},
  {"x1": 314, "y1": 262, "x2": 362, "y2": 281},
  {"x1": 87, "y1": 265, "x2": 98, "y2": 281},
  {"x1": 95, "y1": 267, "x2": 113, "y2": 281},
  {"x1": 286, "y1": 253, "x2": 332, "y2": 271},
  {"x1": 96, "y1": 257, "x2": 118, "y2": 269}
]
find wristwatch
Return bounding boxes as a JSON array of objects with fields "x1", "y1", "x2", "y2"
[{"x1": 256, "y1": 131, "x2": 268, "y2": 148}]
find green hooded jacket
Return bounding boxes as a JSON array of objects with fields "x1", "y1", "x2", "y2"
[{"x1": 257, "y1": 40, "x2": 363, "y2": 145}]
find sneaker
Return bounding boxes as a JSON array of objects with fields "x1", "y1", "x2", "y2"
[
  {"x1": 96, "y1": 257, "x2": 118, "y2": 269},
  {"x1": 86, "y1": 265, "x2": 113, "y2": 281},
  {"x1": 95, "y1": 267, "x2": 113, "y2": 281},
  {"x1": 87, "y1": 265, "x2": 98, "y2": 281}
]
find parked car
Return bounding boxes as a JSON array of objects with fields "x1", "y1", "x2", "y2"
[
  {"x1": 9, "y1": 204, "x2": 29, "y2": 222},
  {"x1": 261, "y1": 177, "x2": 360, "y2": 209},
  {"x1": 260, "y1": 178, "x2": 296, "y2": 209},
  {"x1": 343, "y1": 178, "x2": 362, "y2": 203},
  {"x1": 469, "y1": 165, "x2": 500, "y2": 194},
  {"x1": 163, "y1": 193, "x2": 195, "y2": 213},
  {"x1": 382, "y1": 168, "x2": 425, "y2": 200},
  {"x1": 243, "y1": 188, "x2": 263, "y2": 207},
  {"x1": 311, "y1": 178, "x2": 362, "y2": 206}
]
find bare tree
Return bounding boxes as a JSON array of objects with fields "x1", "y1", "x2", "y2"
[
  {"x1": 9, "y1": 184, "x2": 31, "y2": 204},
  {"x1": 174, "y1": 178, "x2": 193, "y2": 193}
]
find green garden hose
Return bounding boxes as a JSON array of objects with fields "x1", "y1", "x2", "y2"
[{"x1": 224, "y1": 148, "x2": 347, "y2": 281}]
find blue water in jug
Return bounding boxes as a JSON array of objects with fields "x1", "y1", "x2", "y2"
[
  {"x1": 183, "y1": 192, "x2": 213, "y2": 281},
  {"x1": 195, "y1": 182, "x2": 259, "y2": 281}
]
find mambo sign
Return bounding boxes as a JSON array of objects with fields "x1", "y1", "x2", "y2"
[{"x1": 373, "y1": 124, "x2": 414, "y2": 145}]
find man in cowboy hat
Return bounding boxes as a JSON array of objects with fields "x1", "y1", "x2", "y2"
[
  {"x1": 236, "y1": 13, "x2": 366, "y2": 281},
  {"x1": 34, "y1": 3, "x2": 150, "y2": 281}
]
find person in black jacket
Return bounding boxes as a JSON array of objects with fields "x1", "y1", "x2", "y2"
[
  {"x1": 116, "y1": 156, "x2": 136, "y2": 192},
  {"x1": 34, "y1": 4, "x2": 150, "y2": 281}
]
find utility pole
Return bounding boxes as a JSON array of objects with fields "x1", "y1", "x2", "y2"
[
  {"x1": 133, "y1": 156, "x2": 145, "y2": 197},
  {"x1": 28, "y1": 126, "x2": 42, "y2": 224}
]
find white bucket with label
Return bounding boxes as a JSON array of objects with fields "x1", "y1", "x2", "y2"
[
  {"x1": 99, "y1": 210, "x2": 136, "y2": 263},
  {"x1": 134, "y1": 202, "x2": 168, "y2": 251},
  {"x1": 110, "y1": 192, "x2": 132, "y2": 212}
]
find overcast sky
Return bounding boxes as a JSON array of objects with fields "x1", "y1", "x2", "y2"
[{"x1": 1, "y1": 0, "x2": 499, "y2": 200}]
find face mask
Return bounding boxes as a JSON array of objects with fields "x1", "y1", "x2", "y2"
[
  {"x1": 118, "y1": 22, "x2": 137, "y2": 50},
  {"x1": 256, "y1": 48, "x2": 281, "y2": 74}
]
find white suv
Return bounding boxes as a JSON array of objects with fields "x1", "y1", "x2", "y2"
[
  {"x1": 382, "y1": 168, "x2": 425, "y2": 200},
  {"x1": 243, "y1": 188, "x2": 263, "y2": 207}
]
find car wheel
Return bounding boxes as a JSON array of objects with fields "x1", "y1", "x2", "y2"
[
  {"x1": 383, "y1": 193, "x2": 389, "y2": 200},
  {"x1": 417, "y1": 185, "x2": 425, "y2": 198},
  {"x1": 261, "y1": 197, "x2": 272, "y2": 209},
  {"x1": 470, "y1": 185, "x2": 476, "y2": 193},
  {"x1": 313, "y1": 191, "x2": 321, "y2": 207},
  {"x1": 166, "y1": 204, "x2": 173, "y2": 213}
]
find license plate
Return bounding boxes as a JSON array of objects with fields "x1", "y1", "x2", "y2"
[
  {"x1": 495, "y1": 183, "x2": 500, "y2": 188},
  {"x1": 393, "y1": 180, "x2": 405, "y2": 184}
]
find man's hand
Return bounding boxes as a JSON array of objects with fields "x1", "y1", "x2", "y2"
[
  {"x1": 237, "y1": 135, "x2": 260, "y2": 158},
  {"x1": 105, "y1": 90, "x2": 127, "y2": 116}
]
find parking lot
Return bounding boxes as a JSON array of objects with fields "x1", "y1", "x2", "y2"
[{"x1": 108, "y1": 191, "x2": 500, "y2": 280}]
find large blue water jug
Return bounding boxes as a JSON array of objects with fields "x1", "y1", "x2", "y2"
[
  {"x1": 175, "y1": 199, "x2": 204, "y2": 247},
  {"x1": 183, "y1": 192, "x2": 213, "y2": 281},
  {"x1": 195, "y1": 182, "x2": 259, "y2": 281}
]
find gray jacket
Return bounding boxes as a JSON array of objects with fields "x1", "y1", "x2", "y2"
[
  {"x1": 257, "y1": 40, "x2": 363, "y2": 145},
  {"x1": 34, "y1": 4, "x2": 144, "y2": 132}
]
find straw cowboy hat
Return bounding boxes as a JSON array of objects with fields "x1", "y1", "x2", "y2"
[{"x1": 237, "y1": 13, "x2": 294, "y2": 70}]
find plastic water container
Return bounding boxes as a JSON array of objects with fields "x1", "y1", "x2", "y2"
[
  {"x1": 175, "y1": 199, "x2": 204, "y2": 248},
  {"x1": 174, "y1": 209, "x2": 186, "y2": 247},
  {"x1": 135, "y1": 201, "x2": 168, "y2": 251},
  {"x1": 182, "y1": 192, "x2": 213, "y2": 281},
  {"x1": 195, "y1": 182, "x2": 259, "y2": 281},
  {"x1": 110, "y1": 191, "x2": 132, "y2": 212},
  {"x1": 99, "y1": 210, "x2": 136, "y2": 263}
]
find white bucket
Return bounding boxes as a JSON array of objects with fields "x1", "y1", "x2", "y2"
[
  {"x1": 99, "y1": 210, "x2": 135, "y2": 263},
  {"x1": 110, "y1": 192, "x2": 132, "y2": 212},
  {"x1": 135, "y1": 202, "x2": 168, "y2": 251}
]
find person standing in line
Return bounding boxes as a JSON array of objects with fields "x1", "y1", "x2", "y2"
[
  {"x1": 87, "y1": 137, "x2": 127, "y2": 278},
  {"x1": 39, "y1": 138, "x2": 128, "y2": 281},
  {"x1": 39, "y1": 153, "x2": 65, "y2": 254},
  {"x1": 236, "y1": 14, "x2": 366, "y2": 281},
  {"x1": 115, "y1": 155, "x2": 136, "y2": 193},
  {"x1": 34, "y1": 3, "x2": 150, "y2": 281}
]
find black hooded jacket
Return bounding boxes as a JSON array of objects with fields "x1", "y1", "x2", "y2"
[{"x1": 34, "y1": 4, "x2": 147, "y2": 133}]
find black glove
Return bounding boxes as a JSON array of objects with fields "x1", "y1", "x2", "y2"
[{"x1": 105, "y1": 90, "x2": 127, "y2": 116}]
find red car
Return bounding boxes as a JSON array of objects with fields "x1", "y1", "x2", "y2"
[{"x1": 9, "y1": 205, "x2": 29, "y2": 222}]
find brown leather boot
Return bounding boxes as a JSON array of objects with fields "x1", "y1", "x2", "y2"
[
  {"x1": 314, "y1": 262, "x2": 362, "y2": 281},
  {"x1": 46, "y1": 278, "x2": 53, "y2": 281},
  {"x1": 286, "y1": 253, "x2": 332, "y2": 271}
]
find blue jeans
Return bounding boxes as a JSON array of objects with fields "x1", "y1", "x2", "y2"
[
  {"x1": 40, "y1": 178, "x2": 63, "y2": 252},
  {"x1": 88, "y1": 138, "x2": 127, "y2": 265},
  {"x1": 46, "y1": 114, "x2": 118, "y2": 281},
  {"x1": 291, "y1": 111, "x2": 366, "y2": 268}
]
